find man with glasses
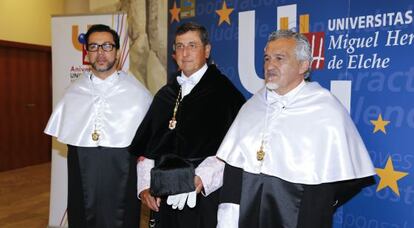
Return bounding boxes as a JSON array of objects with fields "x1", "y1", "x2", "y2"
[
  {"x1": 130, "y1": 22, "x2": 245, "y2": 228},
  {"x1": 45, "y1": 24, "x2": 152, "y2": 228}
]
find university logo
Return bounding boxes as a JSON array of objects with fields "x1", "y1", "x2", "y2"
[
  {"x1": 71, "y1": 25, "x2": 90, "y2": 65},
  {"x1": 69, "y1": 25, "x2": 91, "y2": 81}
]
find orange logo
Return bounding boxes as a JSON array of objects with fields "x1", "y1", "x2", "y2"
[{"x1": 72, "y1": 25, "x2": 90, "y2": 65}]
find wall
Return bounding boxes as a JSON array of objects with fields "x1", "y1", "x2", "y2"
[
  {"x1": 89, "y1": 0, "x2": 118, "y2": 11},
  {"x1": 0, "y1": 0, "x2": 64, "y2": 46}
]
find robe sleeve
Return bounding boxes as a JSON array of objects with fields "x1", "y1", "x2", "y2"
[
  {"x1": 137, "y1": 158, "x2": 154, "y2": 198},
  {"x1": 195, "y1": 156, "x2": 225, "y2": 196}
]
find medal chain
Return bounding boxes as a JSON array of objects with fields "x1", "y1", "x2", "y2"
[{"x1": 168, "y1": 87, "x2": 182, "y2": 130}]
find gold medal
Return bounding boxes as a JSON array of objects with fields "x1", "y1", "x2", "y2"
[
  {"x1": 169, "y1": 118, "x2": 177, "y2": 130},
  {"x1": 92, "y1": 130, "x2": 99, "y2": 141},
  {"x1": 256, "y1": 144, "x2": 265, "y2": 161}
]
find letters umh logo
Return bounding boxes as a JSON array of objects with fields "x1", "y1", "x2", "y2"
[
  {"x1": 277, "y1": 4, "x2": 325, "y2": 70},
  {"x1": 238, "y1": 4, "x2": 325, "y2": 94}
]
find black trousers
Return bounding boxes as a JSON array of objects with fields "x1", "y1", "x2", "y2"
[{"x1": 67, "y1": 145, "x2": 140, "y2": 228}]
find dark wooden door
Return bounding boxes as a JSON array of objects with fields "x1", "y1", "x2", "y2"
[{"x1": 0, "y1": 40, "x2": 52, "y2": 171}]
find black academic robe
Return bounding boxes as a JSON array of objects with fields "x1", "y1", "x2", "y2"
[
  {"x1": 220, "y1": 164, "x2": 375, "y2": 228},
  {"x1": 67, "y1": 145, "x2": 140, "y2": 228},
  {"x1": 130, "y1": 65, "x2": 245, "y2": 228}
]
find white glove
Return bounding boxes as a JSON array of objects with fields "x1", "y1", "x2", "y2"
[{"x1": 166, "y1": 190, "x2": 197, "y2": 210}]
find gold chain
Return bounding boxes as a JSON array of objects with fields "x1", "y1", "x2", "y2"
[{"x1": 169, "y1": 87, "x2": 182, "y2": 130}]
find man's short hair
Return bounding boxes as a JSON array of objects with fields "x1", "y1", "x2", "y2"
[
  {"x1": 175, "y1": 22, "x2": 210, "y2": 46},
  {"x1": 267, "y1": 29, "x2": 312, "y2": 63},
  {"x1": 85, "y1": 24, "x2": 120, "y2": 49}
]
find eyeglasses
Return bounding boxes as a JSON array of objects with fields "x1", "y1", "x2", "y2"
[
  {"x1": 173, "y1": 42, "x2": 203, "y2": 52},
  {"x1": 87, "y1": 43, "x2": 116, "y2": 52}
]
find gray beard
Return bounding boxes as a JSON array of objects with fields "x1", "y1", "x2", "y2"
[{"x1": 266, "y1": 82, "x2": 279, "y2": 91}]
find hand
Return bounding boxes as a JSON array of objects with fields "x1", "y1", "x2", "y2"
[
  {"x1": 140, "y1": 188, "x2": 161, "y2": 212},
  {"x1": 166, "y1": 175, "x2": 204, "y2": 210},
  {"x1": 166, "y1": 190, "x2": 197, "y2": 210},
  {"x1": 194, "y1": 175, "x2": 204, "y2": 193}
]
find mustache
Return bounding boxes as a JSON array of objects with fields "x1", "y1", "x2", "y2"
[
  {"x1": 91, "y1": 58, "x2": 117, "y2": 72},
  {"x1": 265, "y1": 71, "x2": 278, "y2": 78},
  {"x1": 94, "y1": 56, "x2": 108, "y2": 62},
  {"x1": 265, "y1": 69, "x2": 278, "y2": 76}
]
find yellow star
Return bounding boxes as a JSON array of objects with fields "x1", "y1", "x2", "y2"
[
  {"x1": 370, "y1": 114, "x2": 390, "y2": 134},
  {"x1": 169, "y1": 1, "x2": 181, "y2": 23},
  {"x1": 375, "y1": 156, "x2": 408, "y2": 196},
  {"x1": 216, "y1": 1, "x2": 234, "y2": 25}
]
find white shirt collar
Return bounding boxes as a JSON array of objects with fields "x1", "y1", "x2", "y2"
[
  {"x1": 266, "y1": 80, "x2": 306, "y2": 105},
  {"x1": 178, "y1": 64, "x2": 208, "y2": 97},
  {"x1": 91, "y1": 71, "x2": 118, "y2": 85},
  {"x1": 90, "y1": 71, "x2": 119, "y2": 93},
  {"x1": 180, "y1": 64, "x2": 207, "y2": 83}
]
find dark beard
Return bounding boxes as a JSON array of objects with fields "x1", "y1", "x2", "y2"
[{"x1": 91, "y1": 59, "x2": 117, "y2": 72}]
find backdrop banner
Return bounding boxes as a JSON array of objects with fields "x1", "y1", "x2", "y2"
[
  {"x1": 167, "y1": 1, "x2": 414, "y2": 227},
  {"x1": 49, "y1": 13, "x2": 129, "y2": 227}
]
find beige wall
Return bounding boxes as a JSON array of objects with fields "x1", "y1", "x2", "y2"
[
  {"x1": 89, "y1": 0, "x2": 118, "y2": 11},
  {"x1": 0, "y1": 0, "x2": 65, "y2": 46},
  {"x1": 64, "y1": 0, "x2": 90, "y2": 14}
]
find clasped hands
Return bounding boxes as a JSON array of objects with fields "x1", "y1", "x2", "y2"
[{"x1": 141, "y1": 176, "x2": 203, "y2": 212}]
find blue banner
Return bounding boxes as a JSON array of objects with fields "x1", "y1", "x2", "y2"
[{"x1": 167, "y1": 0, "x2": 414, "y2": 227}]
